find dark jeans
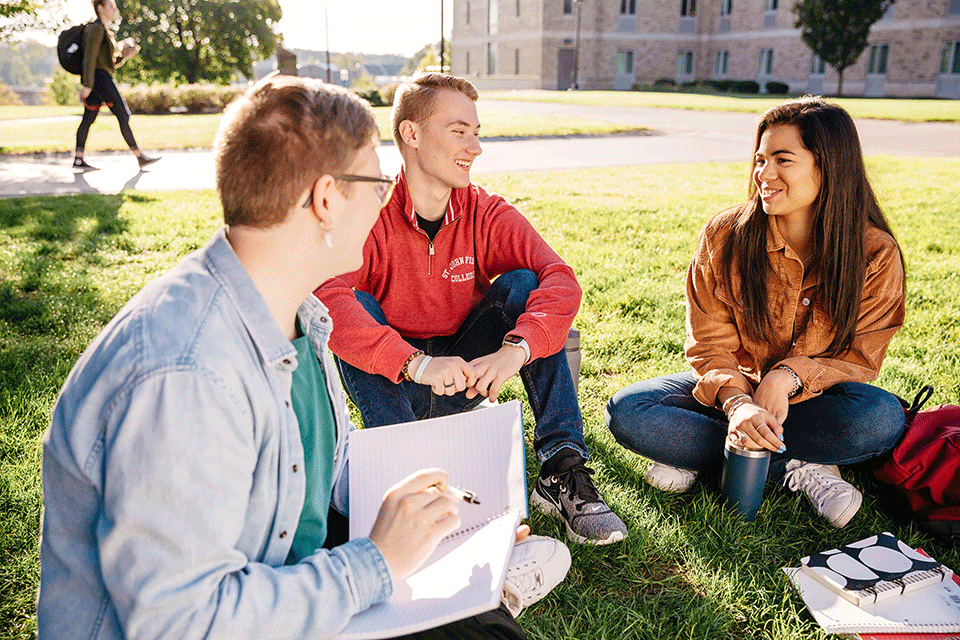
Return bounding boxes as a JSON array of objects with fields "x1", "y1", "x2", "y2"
[
  {"x1": 335, "y1": 269, "x2": 588, "y2": 463},
  {"x1": 604, "y1": 371, "x2": 905, "y2": 483},
  {"x1": 324, "y1": 508, "x2": 525, "y2": 640},
  {"x1": 76, "y1": 69, "x2": 139, "y2": 151}
]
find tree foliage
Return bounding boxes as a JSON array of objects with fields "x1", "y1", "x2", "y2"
[
  {"x1": 793, "y1": 0, "x2": 895, "y2": 95},
  {"x1": 1, "y1": 0, "x2": 64, "y2": 42},
  {"x1": 116, "y1": 0, "x2": 282, "y2": 85}
]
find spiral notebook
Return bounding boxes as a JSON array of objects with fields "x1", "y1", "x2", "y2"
[
  {"x1": 784, "y1": 562, "x2": 960, "y2": 635},
  {"x1": 338, "y1": 400, "x2": 527, "y2": 639},
  {"x1": 800, "y1": 532, "x2": 954, "y2": 606}
]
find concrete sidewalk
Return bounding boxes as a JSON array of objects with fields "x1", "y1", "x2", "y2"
[{"x1": 2, "y1": 103, "x2": 958, "y2": 198}]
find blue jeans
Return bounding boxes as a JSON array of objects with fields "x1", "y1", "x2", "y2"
[
  {"x1": 604, "y1": 371, "x2": 905, "y2": 483},
  {"x1": 335, "y1": 270, "x2": 588, "y2": 463}
]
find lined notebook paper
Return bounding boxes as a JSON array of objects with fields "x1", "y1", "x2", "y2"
[{"x1": 337, "y1": 400, "x2": 527, "y2": 639}]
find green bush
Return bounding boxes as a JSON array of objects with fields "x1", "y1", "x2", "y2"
[
  {"x1": 379, "y1": 83, "x2": 399, "y2": 107},
  {"x1": 0, "y1": 83, "x2": 24, "y2": 106},
  {"x1": 122, "y1": 84, "x2": 246, "y2": 115},
  {"x1": 47, "y1": 70, "x2": 77, "y2": 106},
  {"x1": 766, "y1": 81, "x2": 790, "y2": 95},
  {"x1": 728, "y1": 79, "x2": 760, "y2": 94},
  {"x1": 354, "y1": 87, "x2": 386, "y2": 107}
]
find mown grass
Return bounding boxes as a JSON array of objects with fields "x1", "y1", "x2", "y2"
[
  {"x1": 483, "y1": 90, "x2": 960, "y2": 123},
  {"x1": 0, "y1": 105, "x2": 644, "y2": 155},
  {"x1": 1, "y1": 157, "x2": 958, "y2": 639}
]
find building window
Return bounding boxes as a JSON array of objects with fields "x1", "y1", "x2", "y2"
[
  {"x1": 764, "y1": 0, "x2": 777, "y2": 9},
  {"x1": 715, "y1": 50, "x2": 729, "y2": 76},
  {"x1": 466, "y1": 51, "x2": 471, "y2": 73},
  {"x1": 681, "y1": 0, "x2": 696, "y2": 16},
  {"x1": 515, "y1": 48, "x2": 520, "y2": 74},
  {"x1": 620, "y1": 0, "x2": 636, "y2": 15},
  {"x1": 563, "y1": 0, "x2": 573, "y2": 14},
  {"x1": 951, "y1": 0, "x2": 960, "y2": 15},
  {"x1": 516, "y1": 0, "x2": 520, "y2": 17},
  {"x1": 719, "y1": 0, "x2": 732, "y2": 15},
  {"x1": 868, "y1": 44, "x2": 888, "y2": 74},
  {"x1": 676, "y1": 50, "x2": 694, "y2": 75},
  {"x1": 466, "y1": 0, "x2": 470, "y2": 24},
  {"x1": 488, "y1": 0, "x2": 498, "y2": 35},
  {"x1": 759, "y1": 48, "x2": 773, "y2": 75},
  {"x1": 941, "y1": 41, "x2": 960, "y2": 74},
  {"x1": 617, "y1": 49, "x2": 634, "y2": 74},
  {"x1": 487, "y1": 42, "x2": 496, "y2": 74},
  {"x1": 810, "y1": 52, "x2": 825, "y2": 74}
]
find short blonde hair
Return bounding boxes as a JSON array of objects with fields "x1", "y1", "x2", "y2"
[
  {"x1": 391, "y1": 73, "x2": 479, "y2": 148},
  {"x1": 215, "y1": 75, "x2": 378, "y2": 227}
]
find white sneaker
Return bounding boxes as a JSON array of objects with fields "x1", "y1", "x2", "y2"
[
  {"x1": 645, "y1": 462, "x2": 698, "y2": 493},
  {"x1": 784, "y1": 460, "x2": 863, "y2": 528},
  {"x1": 501, "y1": 535, "x2": 571, "y2": 617}
]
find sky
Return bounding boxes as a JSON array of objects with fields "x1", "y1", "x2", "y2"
[{"x1": 40, "y1": 0, "x2": 454, "y2": 57}]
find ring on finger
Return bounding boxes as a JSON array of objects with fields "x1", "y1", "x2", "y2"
[{"x1": 443, "y1": 382, "x2": 455, "y2": 388}]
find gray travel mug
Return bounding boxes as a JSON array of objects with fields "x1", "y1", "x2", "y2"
[{"x1": 720, "y1": 437, "x2": 771, "y2": 521}]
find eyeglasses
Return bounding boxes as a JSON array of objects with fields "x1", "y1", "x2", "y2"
[{"x1": 302, "y1": 174, "x2": 396, "y2": 209}]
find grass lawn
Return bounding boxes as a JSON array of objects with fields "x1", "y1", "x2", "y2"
[
  {"x1": 482, "y1": 90, "x2": 960, "y2": 123},
  {"x1": 1, "y1": 158, "x2": 959, "y2": 639},
  {"x1": 0, "y1": 105, "x2": 645, "y2": 155}
]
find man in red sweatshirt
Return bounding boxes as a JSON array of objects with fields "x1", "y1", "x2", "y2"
[{"x1": 315, "y1": 73, "x2": 626, "y2": 545}]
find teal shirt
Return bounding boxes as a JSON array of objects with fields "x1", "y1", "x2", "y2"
[{"x1": 288, "y1": 333, "x2": 337, "y2": 563}]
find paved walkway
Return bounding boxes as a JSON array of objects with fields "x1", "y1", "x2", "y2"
[{"x1": 2, "y1": 101, "x2": 958, "y2": 198}]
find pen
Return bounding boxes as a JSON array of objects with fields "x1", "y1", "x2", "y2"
[{"x1": 437, "y1": 482, "x2": 481, "y2": 505}]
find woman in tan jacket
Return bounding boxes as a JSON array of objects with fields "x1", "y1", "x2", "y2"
[
  {"x1": 73, "y1": 0, "x2": 158, "y2": 170},
  {"x1": 606, "y1": 98, "x2": 906, "y2": 529}
]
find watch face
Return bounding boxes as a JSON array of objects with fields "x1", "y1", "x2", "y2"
[{"x1": 504, "y1": 335, "x2": 523, "y2": 344}]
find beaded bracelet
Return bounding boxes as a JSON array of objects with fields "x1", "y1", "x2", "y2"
[{"x1": 401, "y1": 350, "x2": 425, "y2": 381}]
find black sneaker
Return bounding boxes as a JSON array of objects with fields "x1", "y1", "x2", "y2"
[
  {"x1": 531, "y1": 454, "x2": 627, "y2": 545},
  {"x1": 73, "y1": 157, "x2": 97, "y2": 171},
  {"x1": 137, "y1": 154, "x2": 160, "y2": 168}
]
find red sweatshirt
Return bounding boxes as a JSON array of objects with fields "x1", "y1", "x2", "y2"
[{"x1": 314, "y1": 169, "x2": 582, "y2": 382}]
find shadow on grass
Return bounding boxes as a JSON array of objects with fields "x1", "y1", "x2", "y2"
[{"x1": 0, "y1": 192, "x2": 147, "y2": 639}]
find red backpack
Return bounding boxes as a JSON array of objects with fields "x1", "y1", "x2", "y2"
[{"x1": 873, "y1": 386, "x2": 960, "y2": 545}]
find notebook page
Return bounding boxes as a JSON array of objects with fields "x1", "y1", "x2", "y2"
[
  {"x1": 336, "y1": 510, "x2": 521, "y2": 640},
  {"x1": 348, "y1": 400, "x2": 526, "y2": 541}
]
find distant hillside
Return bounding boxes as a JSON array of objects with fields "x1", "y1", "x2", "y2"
[{"x1": 0, "y1": 40, "x2": 57, "y2": 86}]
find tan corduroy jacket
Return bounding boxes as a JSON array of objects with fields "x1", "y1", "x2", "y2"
[{"x1": 685, "y1": 207, "x2": 905, "y2": 408}]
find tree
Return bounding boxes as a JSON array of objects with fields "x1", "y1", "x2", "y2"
[
  {"x1": 116, "y1": 0, "x2": 281, "y2": 85},
  {"x1": 1, "y1": 0, "x2": 64, "y2": 42},
  {"x1": 401, "y1": 40, "x2": 451, "y2": 75},
  {"x1": 794, "y1": 0, "x2": 895, "y2": 96}
]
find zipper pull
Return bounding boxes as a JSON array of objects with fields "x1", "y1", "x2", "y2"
[{"x1": 428, "y1": 241, "x2": 434, "y2": 275}]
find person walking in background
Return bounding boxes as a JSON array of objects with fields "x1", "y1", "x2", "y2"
[
  {"x1": 73, "y1": 0, "x2": 158, "y2": 171},
  {"x1": 605, "y1": 97, "x2": 906, "y2": 529}
]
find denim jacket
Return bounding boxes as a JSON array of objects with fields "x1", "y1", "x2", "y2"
[{"x1": 38, "y1": 227, "x2": 393, "y2": 640}]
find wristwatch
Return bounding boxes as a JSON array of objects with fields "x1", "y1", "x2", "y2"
[{"x1": 502, "y1": 334, "x2": 531, "y2": 364}]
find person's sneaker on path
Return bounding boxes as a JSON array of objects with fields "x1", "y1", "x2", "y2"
[
  {"x1": 501, "y1": 535, "x2": 571, "y2": 617},
  {"x1": 72, "y1": 157, "x2": 97, "y2": 171},
  {"x1": 645, "y1": 462, "x2": 698, "y2": 493},
  {"x1": 137, "y1": 154, "x2": 161, "y2": 169},
  {"x1": 531, "y1": 449, "x2": 627, "y2": 545},
  {"x1": 784, "y1": 459, "x2": 863, "y2": 528}
]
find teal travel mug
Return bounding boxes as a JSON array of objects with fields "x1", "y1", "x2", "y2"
[{"x1": 720, "y1": 437, "x2": 771, "y2": 521}]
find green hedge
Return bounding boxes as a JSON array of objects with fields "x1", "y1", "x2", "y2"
[{"x1": 122, "y1": 84, "x2": 247, "y2": 115}]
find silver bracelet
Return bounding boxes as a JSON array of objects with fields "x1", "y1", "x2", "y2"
[
  {"x1": 721, "y1": 393, "x2": 751, "y2": 414},
  {"x1": 776, "y1": 365, "x2": 803, "y2": 398}
]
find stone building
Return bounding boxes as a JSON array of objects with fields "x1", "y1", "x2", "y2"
[{"x1": 451, "y1": 0, "x2": 960, "y2": 97}]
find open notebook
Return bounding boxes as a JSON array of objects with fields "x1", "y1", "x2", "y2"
[{"x1": 337, "y1": 400, "x2": 528, "y2": 640}]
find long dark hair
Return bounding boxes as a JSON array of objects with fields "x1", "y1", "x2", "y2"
[{"x1": 721, "y1": 97, "x2": 904, "y2": 357}]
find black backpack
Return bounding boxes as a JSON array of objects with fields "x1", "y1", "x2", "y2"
[{"x1": 57, "y1": 24, "x2": 86, "y2": 75}]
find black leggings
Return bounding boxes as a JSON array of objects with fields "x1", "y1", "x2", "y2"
[{"x1": 75, "y1": 68, "x2": 139, "y2": 152}]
